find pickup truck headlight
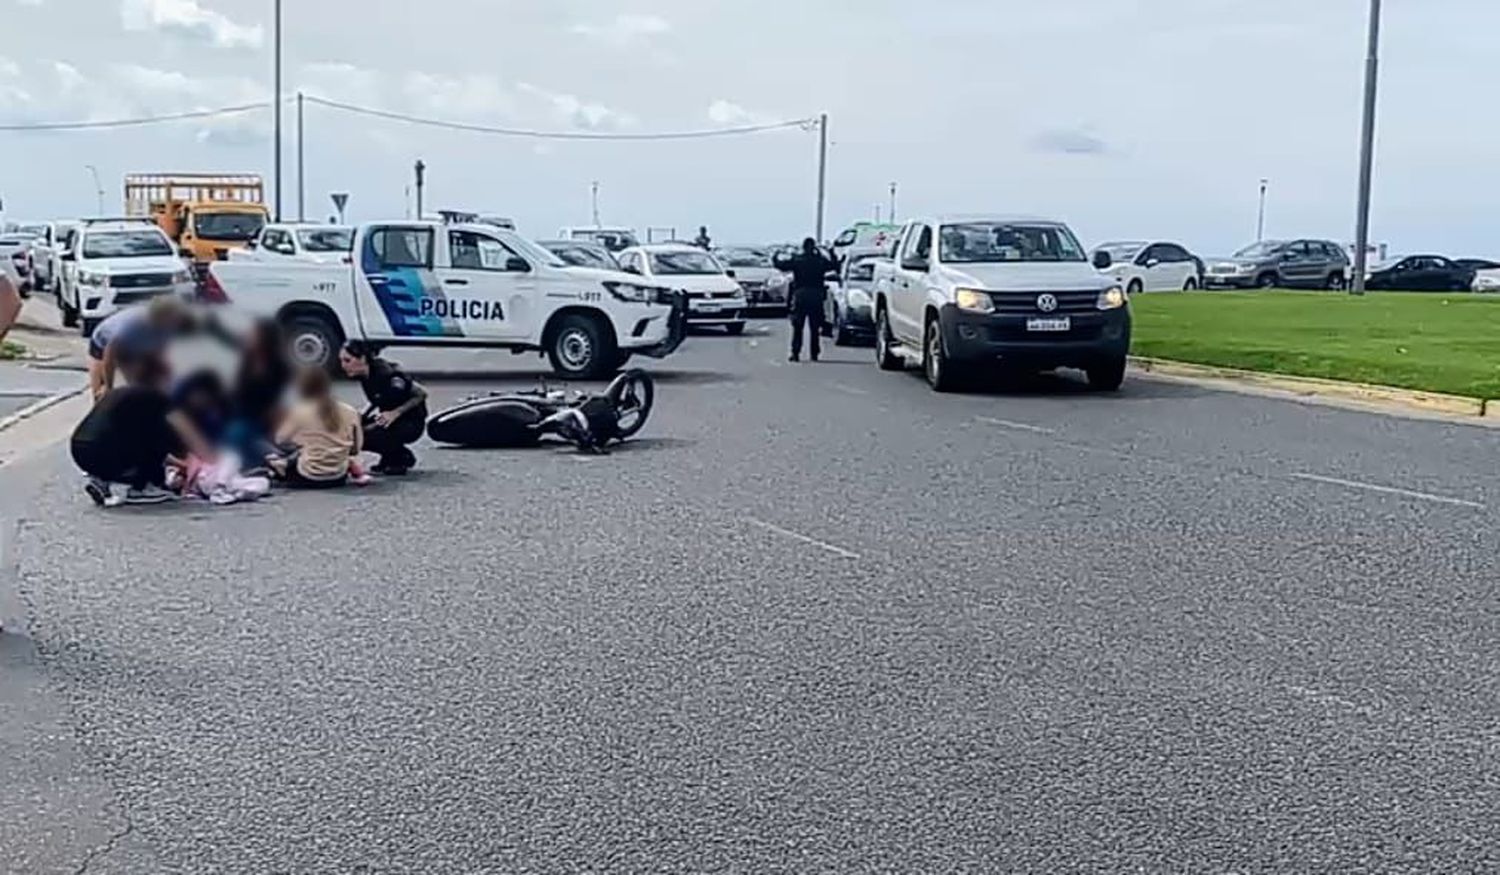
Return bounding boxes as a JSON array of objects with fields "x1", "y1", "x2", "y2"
[
  {"x1": 172, "y1": 270, "x2": 192, "y2": 284},
  {"x1": 1096, "y1": 286, "x2": 1128, "y2": 310},
  {"x1": 601, "y1": 281, "x2": 659, "y2": 303},
  {"x1": 847, "y1": 288, "x2": 871, "y2": 307},
  {"x1": 954, "y1": 288, "x2": 994, "y2": 313},
  {"x1": 78, "y1": 270, "x2": 106, "y2": 286}
]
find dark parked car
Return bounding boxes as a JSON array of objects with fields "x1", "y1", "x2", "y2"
[
  {"x1": 1363, "y1": 255, "x2": 1475, "y2": 291},
  {"x1": 1203, "y1": 239, "x2": 1349, "y2": 290}
]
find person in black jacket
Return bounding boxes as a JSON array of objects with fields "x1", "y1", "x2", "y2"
[
  {"x1": 338, "y1": 341, "x2": 428, "y2": 474},
  {"x1": 773, "y1": 238, "x2": 841, "y2": 363}
]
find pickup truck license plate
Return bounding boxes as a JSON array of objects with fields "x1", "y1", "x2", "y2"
[{"x1": 1026, "y1": 317, "x2": 1071, "y2": 332}]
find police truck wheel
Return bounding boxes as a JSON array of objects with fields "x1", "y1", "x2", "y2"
[
  {"x1": 57, "y1": 292, "x2": 79, "y2": 328},
  {"x1": 284, "y1": 315, "x2": 343, "y2": 373},
  {"x1": 874, "y1": 307, "x2": 902, "y2": 371},
  {"x1": 725, "y1": 321, "x2": 746, "y2": 336},
  {"x1": 548, "y1": 313, "x2": 615, "y2": 380}
]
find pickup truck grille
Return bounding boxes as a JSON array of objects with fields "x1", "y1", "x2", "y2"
[
  {"x1": 109, "y1": 272, "x2": 176, "y2": 288},
  {"x1": 987, "y1": 290, "x2": 1100, "y2": 315}
]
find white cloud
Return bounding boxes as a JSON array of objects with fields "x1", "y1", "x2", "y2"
[
  {"x1": 120, "y1": 0, "x2": 264, "y2": 50},
  {"x1": 707, "y1": 99, "x2": 772, "y2": 127},
  {"x1": 1029, "y1": 126, "x2": 1111, "y2": 156},
  {"x1": 571, "y1": 12, "x2": 670, "y2": 46},
  {"x1": 517, "y1": 82, "x2": 634, "y2": 131}
]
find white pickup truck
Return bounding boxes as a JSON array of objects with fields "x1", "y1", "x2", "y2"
[
  {"x1": 871, "y1": 214, "x2": 1130, "y2": 392},
  {"x1": 207, "y1": 221, "x2": 687, "y2": 378}
]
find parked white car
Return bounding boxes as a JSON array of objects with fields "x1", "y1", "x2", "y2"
[
  {"x1": 616, "y1": 243, "x2": 748, "y2": 334},
  {"x1": 871, "y1": 215, "x2": 1129, "y2": 392},
  {"x1": 63, "y1": 220, "x2": 195, "y2": 335},
  {"x1": 1091, "y1": 240, "x2": 1202, "y2": 293},
  {"x1": 0, "y1": 233, "x2": 36, "y2": 295},
  {"x1": 231, "y1": 223, "x2": 354, "y2": 264},
  {"x1": 207, "y1": 221, "x2": 688, "y2": 378},
  {"x1": 8, "y1": 220, "x2": 76, "y2": 294}
]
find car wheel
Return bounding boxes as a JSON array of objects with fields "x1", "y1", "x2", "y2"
[
  {"x1": 833, "y1": 307, "x2": 853, "y2": 346},
  {"x1": 548, "y1": 313, "x2": 616, "y2": 379},
  {"x1": 283, "y1": 314, "x2": 344, "y2": 373},
  {"x1": 1127, "y1": 279, "x2": 1143, "y2": 296},
  {"x1": 874, "y1": 306, "x2": 903, "y2": 371},
  {"x1": 1086, "y1": 356, "x2": 1127, "y2": 392},
  {"x1": 1326, "y1": 272, "x2": 1346, "y2": 290},
  {"x1": 1183, "y1": 277, "x2": 1198, "y2": 291},
  {"x1": 1256, "y1": 273, "x2": 1279, "y2": 289},
  {"x1": 923, "y1": 317, "x2": 959, "y2": 392},
  {"x1": 725, "y1": 321, "x2": 746, "y2": 336},
  {"x1": 80, "y1": 318, "x2": 100, "y2": 339}
]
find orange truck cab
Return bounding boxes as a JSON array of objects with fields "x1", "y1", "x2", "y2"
[{"x1": 124, "y1": 173, "x2": 270, "y2": 268}]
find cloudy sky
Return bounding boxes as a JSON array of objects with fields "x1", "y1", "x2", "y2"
[{"x1": 1, "y1": 0, "x2": 1495, "y2": 254}]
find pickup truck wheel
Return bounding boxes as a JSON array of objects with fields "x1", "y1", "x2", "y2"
[
  {"x1": 923, "y1": 318, "x2": 960, "y2": 392},
  {"x1": 724, "y1": 321, "x2": 746, "y2": 336},
  {"x1": 1085, "y1": 356, "x2": 1127, "y2": 392},
  {"x1": 80, "y1": 318, "x2": 100, "y2": 339},
  {"x1": 57, "y1": 290, "x2": 79, "y2": 327},
  {"x1": 874, "y1": 307, "x2": 903, "y2": 371},
  {"x1": 548, "y1": 313, "x2": 616, "y2": 379},
  {"x1": 284, "y1": 315, "x2": 342, "y2": 373}
]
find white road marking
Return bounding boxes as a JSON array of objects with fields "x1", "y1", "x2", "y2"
[
  {"x1": 746, "y1": 517, "x2": 861, "y2": 560},
  {"x1": 975, "y1": 416, "x2": 1055, "y2": 435},
  {"x1": 1289, "y1": 472, "x2": 1484, "y2": 509},
  {"x1": 831, "y1": 383, "x2": 870, "y2": 397}
]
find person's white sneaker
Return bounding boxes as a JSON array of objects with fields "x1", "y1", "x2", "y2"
[
  {"x1": 123, "y1": 485, "x2": 175, "y2": 505},
  {"x1": 84, "y1": 478, "x2": 113, "y2": 507}
]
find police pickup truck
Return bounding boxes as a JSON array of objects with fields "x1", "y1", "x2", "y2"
[
  {"x1": 207, "y1": 221, "x2": 686, "y2": 378},
  {"x1": 870, "y1": 214, "x2": 1130, "y2": 392}
]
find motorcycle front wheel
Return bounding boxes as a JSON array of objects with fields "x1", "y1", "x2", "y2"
[{"x1": 605, "y1": 369, "x2": 655, "y2": 439}]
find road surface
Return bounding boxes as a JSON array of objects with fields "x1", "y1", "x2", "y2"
[{"x1": 2, "y1": 323, "x2": 1496, "y2": 872}]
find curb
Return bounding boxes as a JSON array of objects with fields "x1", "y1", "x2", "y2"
[
  {"x1": 0, "y1": 387, "x2": 86, "y2": 436},
  {"x1": 1129, "y1": 356, "x2": 1490, "y2": 419}
]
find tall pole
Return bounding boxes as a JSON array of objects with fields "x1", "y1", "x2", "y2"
[
  {"x1": 1350, "y1": 0, "x2": 1382, "y2": 297},
  {"x1": 889, "y1": 182, "x2": 898, "y2": 223},
  {"x1": 1256, "y1": 178, "x2": 1268, "y2": 241},
  {"x1": 591, "y1": 181, "x2": 600, "y2": 227},
  {"x1": 85, "y1": 164, "x2": 104, "y2": 214},
  {"x1": 296, "y1": 91, "x2": 305, "y2": 222},
  {"x1": 815, "y1": 113, "x2": 828, "y2": 241},
  {"x1": 414, "y1": 160, "x2": 426, "y2": 219},
  {"x1": 272, "y1": 0, "x2": 283, "y2": 221}
]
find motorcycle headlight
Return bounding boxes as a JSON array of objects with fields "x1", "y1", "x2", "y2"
[
  {"x1": 847, "y1": 288, "x2": 871, "y2": 307},
  {"x1": 1096, "y1": 286, "x2": 1128, "y2": 310},
  {"x1": 954, "y1": 288, "x2": 994, "y2": 313},
  {"x1": 602, "y1": 281, "x2": 657, "y2": 303}
]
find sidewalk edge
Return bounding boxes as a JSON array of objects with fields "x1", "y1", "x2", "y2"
[{"x1": 0, "y1": 387, "x2": 87, "y2": 436}]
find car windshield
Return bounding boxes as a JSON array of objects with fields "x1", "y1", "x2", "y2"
[
  {"x1": 649, "y1": 250, "x2": 724, "y2": 275},
  {"x1": 16, "y1": 225, "x2": 46, "y2": 238},
  {"x1": 1234, "y1": 241, "x2": 1284, "y2": 258},
  {"x1": 545, "y1": 243, "x2": 618, "y2": 270},
  {"x1": 1096, "y1": 242, "x2": 1146, "y2": 262},
  {"x1": 939, "y1": 222, "x2": 1086, "y2": 263},
  {"x1": 717, "y1": 248, "x2": 771, "y2": 268},
  {"x1": 296, "y1": 228, "x2": 354, "y2": 252},
  {"x1": 195, "y1": 212, "x2": 266, "y2": 241},
  {"x1": 82, "y1": 231, "x2": 174, "y2": 259}
]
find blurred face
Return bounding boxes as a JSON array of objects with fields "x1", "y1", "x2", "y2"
[{"x1": 339, "y1": 349, "x2": 368, "y2": 377}]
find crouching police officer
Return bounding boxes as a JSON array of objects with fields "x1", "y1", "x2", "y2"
[{"x1": 339, "y1": 341, "x2": 428, "y2": 475}]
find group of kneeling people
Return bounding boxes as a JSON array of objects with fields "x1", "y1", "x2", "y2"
[{"x1": 69, "y1": 298, "x2": 428, "y2": 507}]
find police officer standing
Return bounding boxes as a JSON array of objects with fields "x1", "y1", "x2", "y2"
[
  {"x1": 773, "y1": 237, "x2": 841, "y2": 363},
  {"x1": 338, "y1": 341, "x2": 428, "y2": 475}
]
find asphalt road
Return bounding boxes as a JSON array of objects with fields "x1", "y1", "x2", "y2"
[{"x1": 2, "y1": 322, "x2": 1497, "y2": 873}]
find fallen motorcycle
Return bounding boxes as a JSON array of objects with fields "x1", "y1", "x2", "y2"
[{"x1": 426, "y1": 370, "x2": 655, "y2": 453}]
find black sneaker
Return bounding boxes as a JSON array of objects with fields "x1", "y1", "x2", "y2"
[
  {"x1": 84, "y1": 478, "x2": 112, "y2": 507},
  {"x1": 371, "y1": 463, "x2": 410, "y2": 476},
  {"x1": 788, "y1": 354, "x2": 800, "y2": 363}
]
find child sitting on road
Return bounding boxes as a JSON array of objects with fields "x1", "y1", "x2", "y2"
[{"x1": 269, "y1": 367, "x2": 371, "y2": 488}]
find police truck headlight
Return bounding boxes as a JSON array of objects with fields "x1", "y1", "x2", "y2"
[
  {"x1": 1096, "y1": 286, "x2": 1128, "y2": 310},
  {"x1": 602, "y1": 281, "x2": 656, "y2": 303},
  {"x1": 172, "y1": 270, "x2": 192, "y2": 284},
  {"x1": 78, "y1": 270, "x2": 105, "y2": 286},
  {"x1": 954, "y1": 288, "x2": 994, "y2": 313}
]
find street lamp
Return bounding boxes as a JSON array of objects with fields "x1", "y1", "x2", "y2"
[
  {"x1": 272, "y1": 0, "x2": 283, "y2": 221},
  {"x1": 1256, "y1": 178, "x2": 1268, "y2": 241},
  {"x1": 84, "y1": 164, "x2": 104, "y2": 215},
  {"x1": 1350, "y1": 0, "x2": 1382, "y2": 296}
]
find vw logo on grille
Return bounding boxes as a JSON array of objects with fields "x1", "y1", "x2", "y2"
[{"x1": 1036, "y1": 293, "x2": 1059, "y2": 313}]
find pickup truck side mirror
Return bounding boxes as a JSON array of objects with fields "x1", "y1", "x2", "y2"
[
  {"x1": 724, "y1": 269, "x2": 736, "y2": 279},
  {"x1": 246, "y1": 239, "x2": 259, "y2": 249},
  {"x1": 61, "y1": 251, "x2": 76, "y2": 262},
  {"x1": 901, "y1": 254, "x2": 929, "y2": 272},
  {"x1": 504, "y1": 256, "x2": 532, "y2": 273},
  {"x1": 622, "y1": 264, "x2": 642, "y2": 275},
  {"x1": 1092, "y1": 250, "x2": 1113, "y2": 270}
]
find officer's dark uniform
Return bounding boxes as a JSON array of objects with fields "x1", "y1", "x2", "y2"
[
  {"x1": 774, "y1": 246, "x2": 841, "y2": 361},
  {"x1": 359, "y1": 358, "x2": 427, "y2": 473}
]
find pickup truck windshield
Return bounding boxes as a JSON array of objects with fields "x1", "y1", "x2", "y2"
[
  {"x1": 83, "y1": 231, "x2": 174, "y2": 259},
  {"x1": 939, "y1": 222, "x2": 1086, "y2": 263},
  {"x1": 717, "y1": 248, "x2": 771, "y2": 268},
  {"x1": 297, "y1": 228, "x2": 354, "y2": 252},
  {"x1": 650, "y1": 251, "x2": 723, "y2": 275},
  {"x1": 196, "y1": 212, "x2": 266, "y2": 241},
  {"x1": 1234, "y1": 241, "x2": 1284, "y2": 258},
  {"x1": 544, "y1": 243, "x2": 618, "y2": 270}
]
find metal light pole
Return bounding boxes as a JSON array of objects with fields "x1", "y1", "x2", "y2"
[
  {"x1": 296, "y1": 91, "x2": 305, "y2": 222},
  {"x1": 272, "y1": 0, "x2": 283, "y2": 221},
  {"x1": 815, "y1": 113, "x2": 828, "y2": 241},
  {"x1": 591, "y1": 180, "x2": 601, "y2": 227},
  {"x1": 85, "y1": 164, "x2": 104, "y2": 214},
  {"x1": 1350, "y1": 0, "x2": 1382, "y2": 296},
  {"x1": 413, "y1": 160, "x2": 426, "y2": 219},
  {"x1": 889, "y1": 182, "x2": 898, "y2": 223},
  {"x1": 1256, "y1": 178, "x2": 1268, "y2": 241}
]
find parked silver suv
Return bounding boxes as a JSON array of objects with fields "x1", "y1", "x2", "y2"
[{"x1": 1204, "y1": 239, "x2": 1350, "y2": 290}]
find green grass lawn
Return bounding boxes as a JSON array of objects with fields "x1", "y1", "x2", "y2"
[
  {"x1": 0, "y1": 340, "x2": 24, "y2": 361},
  {"x1": 1130, "y1": 291, "x2": 1500, "y2": 399}
]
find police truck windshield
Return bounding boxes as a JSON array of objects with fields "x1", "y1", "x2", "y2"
[{"x1": 195, "y1": 212, "x2": 266, "y2": 241}]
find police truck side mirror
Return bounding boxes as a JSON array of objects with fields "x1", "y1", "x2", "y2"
[
  {"x1": 724, "y1": 269, "x2": 736, "y2": 279},
  {"x1": 1092, "y1": 250, "x2": 1113, "y2": 270},
  {"x1": 504, "y1": 256, "x2": 531, "y2": 273}
]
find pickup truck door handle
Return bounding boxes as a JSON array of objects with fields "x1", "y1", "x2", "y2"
[{"x1": 444, "y1": 278, "x2": 469, "y2": 286}]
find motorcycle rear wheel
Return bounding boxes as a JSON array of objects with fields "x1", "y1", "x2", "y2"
[{"x1": 605, "y1": 370, "x2": 655, "y2": 439}]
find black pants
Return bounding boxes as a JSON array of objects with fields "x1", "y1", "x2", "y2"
[
  {"x1": 789, "y1": 304, "x2": 823, "y2": 360},
  {"x1": 71, "y1": 434, "x2": 172, "y2": 489},
  {"x1": 364, "y1": 408, "x2": 425, "y2": 470}
]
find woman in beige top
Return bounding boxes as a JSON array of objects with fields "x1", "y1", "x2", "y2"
[{"x1": 271, "y1": 367, "x2": 368, "y2": 488}]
